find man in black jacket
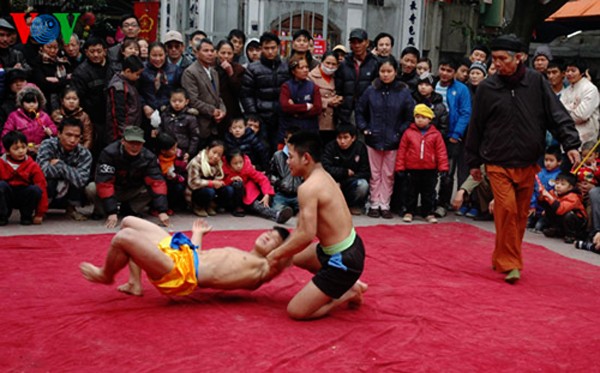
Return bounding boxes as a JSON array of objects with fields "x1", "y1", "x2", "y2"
[
  {"x1": 71, "y1": 37, "x2": 113, "y2": 157},
  {"x1": 86, "y1": 126, "x2": 170, "y2": 229},
  {"x1": 240, "y1": 32, "x2": 289, "y2": 154},
  {"x1": 465, "y1": 34, "x2": 581, "y2": 284},
  {"x1": 0, "y1": 18, "x2": 30, "y2": 99},
  {"x1": 322, "y1": 125, "x2": 370, "y2": 215},
  {"x1": 334, "y1": 28, "x2": 378, "y2": 127}
]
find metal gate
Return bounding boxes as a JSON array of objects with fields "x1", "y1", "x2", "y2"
[{"x1": 263, "y1": 0, "x2": 335, "y2": 57}]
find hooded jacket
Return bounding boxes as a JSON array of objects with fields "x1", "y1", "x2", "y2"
[
  {"x1": 0, "y1": 153, "x2": 48, "y2": 217},
  {"x1": 222, "y1": 154, "x2": 274, "y2": 205},
  {"x1": 1, "y1": 85, "x2": 57, "y2": 151}
]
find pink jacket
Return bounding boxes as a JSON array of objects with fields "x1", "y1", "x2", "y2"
[
  {"x1": 222, "y1": 155, "x2": 275, "y2": 205},
  {"x1": 2, "y1": 108, "x2": 57, "y2": 151}
]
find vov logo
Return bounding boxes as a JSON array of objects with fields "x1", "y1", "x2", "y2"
[{"x1": 10, "y1": 13, "x2": 80, "y2": 45}]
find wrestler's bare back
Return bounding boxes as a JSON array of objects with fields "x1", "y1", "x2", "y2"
[{"x1": 299, "y1": 166, "x2": 353, "y2": 247}]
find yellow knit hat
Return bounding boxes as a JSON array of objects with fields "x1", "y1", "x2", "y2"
[{"x1": 414, "y1": 104, "x2": 435, "y2": 119}]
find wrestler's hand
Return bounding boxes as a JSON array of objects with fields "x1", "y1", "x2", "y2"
[
  {"x1": 193, "y1": 219, "x2": 212, "y2": 236},
  {"x1": 158, "y1": 212, "x2": 170, "y2": 227},
  {"x1": 105, "y1": 214, "x2": 118, "y2": 229}
]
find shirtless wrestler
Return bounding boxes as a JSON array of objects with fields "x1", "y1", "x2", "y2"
[
  {"x1": 266, "y1": 131, "x2": 368, "y2": 320},
  {"x1": 80, "y1": 216, "x2": 290, "y2": 297}
]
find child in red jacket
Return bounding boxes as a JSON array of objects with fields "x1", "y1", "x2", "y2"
[
  {"x1": 538, "y1": 172, "x2": 587, "y2": 244},
  {"x1": 0, "y1": 130, "x2": 48, "y2": 225},
  {"x1": 395, "y1": 104, "x2": 449, "y2": 224},
  {"x1": 222, "y1": 148, "x2": 293, "y2": 224}
]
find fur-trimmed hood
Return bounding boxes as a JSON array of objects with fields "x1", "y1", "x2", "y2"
[{"x1": 16, "y1": 83, "x2": 46, "y2": 109}]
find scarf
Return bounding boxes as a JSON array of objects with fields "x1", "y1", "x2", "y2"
[
  {"x1": 198, "y1": 149, "x2": 224, "y2": 180},
  {"x1": 498, "y1": 62, "x2": 526, "y2": 89},
  {"x1": 158, "y1": 153, "x2": 176, "y2": 175}
]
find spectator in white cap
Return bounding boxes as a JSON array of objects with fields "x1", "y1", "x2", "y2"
[{"x1": 164, "y1": 30, "x2": 193, "y2": 70}]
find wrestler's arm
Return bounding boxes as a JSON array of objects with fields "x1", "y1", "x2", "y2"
[
  {"x1": 267, "y1": 184, "x2": 317, "y2": 262},
  {"x1": 191, "y1": 219, "x2": 212, "y2": 248}
]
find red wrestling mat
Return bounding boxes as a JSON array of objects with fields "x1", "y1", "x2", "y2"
[{"x1": 2, "y1": 223, "x2": 600, "y2": 371}]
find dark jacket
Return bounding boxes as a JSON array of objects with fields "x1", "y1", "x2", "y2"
[
  {"x1": 465, "y1": 68, "x2": 581, "y2": 169},
  {"x1": 71, "y1": 59, "x2": 110, "y2": 150},
  {"x1": 224, "y1": 127, "x2": 269, "y2": 171},
  {"x1": 30, "y1": 54, "x2": 72, "y2": 111},
  {"x1": 356, "y1": 79, "x2": 415, "y2": 151},
  {"x1": 322, "y1": 139, "x2": 371, "y2": 182},
  {"x1": 334, "y1": 52, "x2": 379, "y2": 126},
  {"x1": 139, "y1": 62, "x2": 182, "y2": 111},
  {"x1": 159, "y1": 106, "x2": 201, "y2": 157},
  {"x1": 279, "y1": 78, "x2": 322, "y2": 141},
  {"x1": 412, "y1": 90, "x2": 449, "y2": 137},
  {"x1": 106, "y1": 73, "x2": 143, "y2": 144},
  {"x1": 398, "y1": 70, "x2": 419, "y2": 94},
  {"x1": 0, "y1": 48, "x2": 31, "y2": 99},
  {"x1": 95, "y1": 141, "x2": 168, "y2": 215},
  {"x1": 216, "y1": 61, "x2": 245, "y2": 121},
  {"x1": 240, "y1": 55, "x2": 290, "y2": 128},
  {"x1": 269, "y1": 148, "x2": 302, "y2": 196}
]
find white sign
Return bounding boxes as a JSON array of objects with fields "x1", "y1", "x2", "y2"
[{"x1": 400, "y1": 0, "x2": 423, "y2": 50}]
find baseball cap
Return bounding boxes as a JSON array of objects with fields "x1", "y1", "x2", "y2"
[
  {"x1": 417, "y1": 72, "x2": 434, "y2": 86},
  {"x1": 0, "y1": 18, "x2": 15, "y2": 31},
  {"x1": 123, "y1": 126, "x2": 146, "y2": 143},
  {"x1": 349, "y1": 28, "x2": 368, "y2": 41},
  {"x1": 164, "y1": 30, "x2": 184, "y2": 44},
  {"x1": 332, "y1": 44, "x2": 347, "y2": 53}
]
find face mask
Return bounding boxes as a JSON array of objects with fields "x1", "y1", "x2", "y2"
[{"x1": 321, "y1": 64, "x2": 337, "y2": 76}]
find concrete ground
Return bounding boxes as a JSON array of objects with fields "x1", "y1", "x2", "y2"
[{"x1": 2, "y1": 206, "x2": 600, "y2": 268}]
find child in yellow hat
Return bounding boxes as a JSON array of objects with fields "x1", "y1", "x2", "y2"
[{"x1": 395, "y1": 104, "x2": 449, "y2": 223}]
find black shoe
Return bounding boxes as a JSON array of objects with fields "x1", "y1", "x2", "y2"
[
  {"x1": 564, "y1": 236, "x2": 575, "y2": 244},
  {"x1": 473, "y1": 212, "x2": 493, "y2": 221},
  {"x1": 380, "y1": 209, "x2": 394, "y2": 219},
  {"x1": 543, "y1": 227, "x2": 557, "y2": 238},
  {"x1": 0, "y1": 216, "x2": 8, "y2": 226},
  {"x1": 20, "y1": 218, "x2": 33, "y2": 226},
  {"x1": 232, "y1": 208, "x2": 246, "y2": 217},
  {"x1": 367, "y1": 208, "x2": 380, "y2": 218},
  {"x1": 276, "y1": 206, "x2": 294, "y2": 224}
]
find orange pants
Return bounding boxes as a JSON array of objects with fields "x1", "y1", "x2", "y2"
[{"x1": 486, "y1": 164, "x2": 540, "y2": 273}]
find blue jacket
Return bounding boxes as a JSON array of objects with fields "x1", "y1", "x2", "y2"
[
  {"x1": 439, "y1": 79, "x2": 471, "y2": 141},
  {"x1": 530, "y1": 167, "x2": 561, "y2": 211},
  {"x1": 355, "y1": 79, "x2": 415, "y2": 151}
]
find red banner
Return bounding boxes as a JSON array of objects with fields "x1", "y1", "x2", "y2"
[{"x1": 133, "y1": 1, "x2": 159, "y2": 42}]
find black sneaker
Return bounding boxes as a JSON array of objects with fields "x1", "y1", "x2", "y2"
[
  {"x1": 0, "y1": 216, "x2": 8, "y2": 226},
  {"x1": 276, "y1": 207, "x2": 294, "y2": 224},
  {"x1": 20, "y1": 218, "x2": 33, "y2": 226},
  {"x1": 232, "y1": 208, "x2": 246, "y2": 217}
]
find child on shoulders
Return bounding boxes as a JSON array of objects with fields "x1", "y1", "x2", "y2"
[
  {"x1": 395, "y1": 104, "x2": 448, "y2": 224},
  {"x1": 223, "y1": 148, "x2": 293, "y2": 223},
  {"x1": 0, "y1": 131, "x2": 48, "y2": 225}
]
